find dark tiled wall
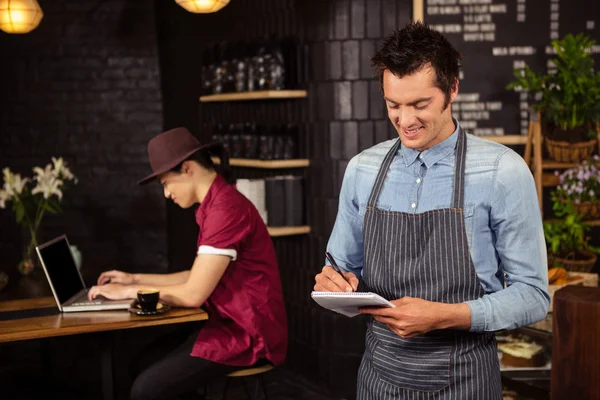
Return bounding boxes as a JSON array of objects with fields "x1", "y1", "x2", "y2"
[
  {"x1": 155, "y1": 0, "x2": 314, "y2": 273},
  {"x1": 0, "y1": 0, "x2": 167, "y2": 282},
  {"x1": 157, "y1": 0, "x2": 411, "y2": 397},
  {"x1": 306, "y1": 1, "x2": 411, "y2": 396}
]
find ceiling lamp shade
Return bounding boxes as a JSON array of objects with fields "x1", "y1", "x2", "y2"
[
  {"x1": 0, "y1": 0, "x2": 43, "y2": 34},
  {"x1": 175, "y1": 0, "x2": 230, "y2": 14}
]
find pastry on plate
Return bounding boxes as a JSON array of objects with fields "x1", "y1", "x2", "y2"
[{"x1": 498, "y1": 341, "x2": 545, "y2": 368}]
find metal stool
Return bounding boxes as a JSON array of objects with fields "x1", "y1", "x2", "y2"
[{"x1": 222, "y1": 363, "x2": 273, "y2": 400}]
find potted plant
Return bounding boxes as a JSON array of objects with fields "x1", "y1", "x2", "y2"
[
  {"x1": 551, "y1": 155, "x2": 600, "y2": 220},
  {"x1": 544, "y1": 201, "x2": 600, "y2": 272},
  {"x1": 507, "y1": 33, "x2": 600, "y2": 163},
  {"x1": 0, "y1": 158, "x2": 77, "y2": 275}
]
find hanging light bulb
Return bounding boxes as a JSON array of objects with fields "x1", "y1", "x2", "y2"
[
  {"x1": 175, "y1": 0, "x2": 230, "y2": 14},
  {"x1": 0, "y1": 0, "x2": 43, "y2": 34}
]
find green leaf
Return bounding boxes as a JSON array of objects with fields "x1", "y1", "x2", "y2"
[
  {"x1": 509, "y1": 33, "x2": 599, "y2": 131},
  {"x1": 43, "y1": 202, "x2": 59, "y2": 214},
  {"x1": 15, "y1": 204, "x2": 24, "y2": 224},
  {"x1": 49, "y1": 198, "x2": 63, "y2": 213}
]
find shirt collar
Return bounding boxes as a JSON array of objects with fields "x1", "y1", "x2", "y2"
[
  {"x1": 400, "y1": 119, "x2": 460, "y2": 168},
  {"x1": 400, "y1": 118, "x2": 460, "y2": 168},
  {"x1": 195, "y1": 174, "x2": 228, "y2": 224}
]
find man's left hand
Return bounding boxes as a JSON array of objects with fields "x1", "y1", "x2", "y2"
[
  {"x1": 359, "y1": 297, "x2": 452, "y2": 338},
  {"x1": 87, "y1": 283, "x2": 137, "y2": 301}
]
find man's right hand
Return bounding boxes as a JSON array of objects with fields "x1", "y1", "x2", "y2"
[
  {"x1": 314, "y1": 266, "x2": 359, "y2": 292},
  {"x1": 97, "y1": 270, "x2": 135, "y2": 285}
]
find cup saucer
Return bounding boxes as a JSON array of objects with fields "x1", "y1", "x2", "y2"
[{"x1": 128, "y1": 300, "x2": 171, "y2": 316}]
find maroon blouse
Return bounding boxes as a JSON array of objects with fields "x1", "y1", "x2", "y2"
[{"x1": 190, "y1": 175, "x2": 288, "y2": 366}]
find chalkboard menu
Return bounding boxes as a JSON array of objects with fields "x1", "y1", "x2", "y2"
[{"x1": 418, "y1": 0, "x2": 600, "y2": 136}]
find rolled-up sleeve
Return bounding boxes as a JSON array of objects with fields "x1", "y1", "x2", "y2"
[
  {"x1": 198, "y1": 206, "x2": 251, "y2": 261},
  {"x1": 326, "y1": 156, "x2": 365, "y2": 278},
  {"x1": 465, "y1": 150, "x2": 550, "y2": 332}
]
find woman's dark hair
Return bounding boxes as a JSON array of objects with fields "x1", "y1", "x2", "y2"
[
  {"x1": 170, "y1": 142, "x2": 233, "y2": 184},
  {"x1": 371, "y1": 21, "x2": 461, "y2": 109}
]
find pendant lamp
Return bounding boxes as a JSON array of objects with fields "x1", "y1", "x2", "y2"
[
  {"x1": 175, "y1": 0, "x2": 230, "y2": 14},
  {"x1": 0, "y1": 0, "x2": 43, "y2": 34}
]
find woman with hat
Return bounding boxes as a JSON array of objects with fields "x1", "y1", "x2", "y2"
[{"x1": 87, "y1": 127, "x2": 288, "y2": 400}]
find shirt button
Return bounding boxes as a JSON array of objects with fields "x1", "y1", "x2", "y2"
[
  {"x1": 411, "y1": 203, "x2": 416, "y2": 209},
  {"x1": 416, "y1": 178, "x2": 421, "y2": 184},
  {"x1": 419, "y1": 154, "x2": 423, "y2": 159}
]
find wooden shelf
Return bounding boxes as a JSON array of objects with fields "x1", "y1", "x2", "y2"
[
  {"x1": 213, "y1": 158, "x2": 310, "y2": 169},
  {"x1": 200, "y1": 90, "x2": 308, "y2": 102},
  {"x1": 542, "y1": 172, "x2": 559, "y2": 187},
  {"x1": 268, "y1": 226, "x2": 311, "y2": 237},
  {"x1": 481, "y1": 135, "x2": 529, "y2": 145},
  {"x1": 541, "y1": 160, "x2": 600, "y2": 186},
  {"x1": 542, "y1": 160, "x2": 600, "y2": 170}
]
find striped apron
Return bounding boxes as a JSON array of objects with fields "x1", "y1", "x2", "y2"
[{"x1": 357, "y1": 128, "x2": 502, "y2": 399}]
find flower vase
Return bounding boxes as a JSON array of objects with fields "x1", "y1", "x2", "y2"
[
  {"x1": 0, "y1": 272, "x2": 8, "y2": 293},
  {"x1": 18, "y1": 229, "x2": 39, "y2": 275}
]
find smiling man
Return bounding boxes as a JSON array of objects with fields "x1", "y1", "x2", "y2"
[{"x1": 314, "y1": 22, "x2": 549, "y2": 399}]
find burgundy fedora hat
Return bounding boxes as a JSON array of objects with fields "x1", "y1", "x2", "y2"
[{"x1": 138, "y1": 127, "x2": 220, "y2": 185}]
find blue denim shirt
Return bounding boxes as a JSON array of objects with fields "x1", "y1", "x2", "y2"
[{"x1": 327, "y1": 121, "x2": 550, "y2": 332}]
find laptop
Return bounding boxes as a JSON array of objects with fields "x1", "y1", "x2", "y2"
[{"x1": 36, "y1": 235, "x2": 133, "y2": 312}]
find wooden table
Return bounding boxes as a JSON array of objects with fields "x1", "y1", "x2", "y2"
[
  {"x1": 552, "y1": 286, "x2": 600, "y2": 400},
  {"x1": 0, "y1": 297, "x2": 208, "y2": 399}
]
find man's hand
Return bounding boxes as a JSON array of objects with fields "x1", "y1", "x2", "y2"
[
  {"x1": 87, "y1": 283, "x2": 137, "y2": 301},
  {"x1": 359, "y1": 297, "x2": 471, "y2": 338},
  {"x1": 97, "y1": 270, "x2": 135, "y2": 285},
  {"x1": 314, "y1": 266, "x2": 359, "y2": 292}
]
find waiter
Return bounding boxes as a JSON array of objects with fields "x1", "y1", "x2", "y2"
[
  {"x1": 314, "y1": 22, "x2": 549, "y2": 399},
  {"x1": 88, "y1": 127, "x2": 287, "y2": 400}
]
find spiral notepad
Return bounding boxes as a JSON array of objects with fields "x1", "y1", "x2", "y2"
[{"x1": 311, "y1": 291, "x2": 395, "y2": 317}]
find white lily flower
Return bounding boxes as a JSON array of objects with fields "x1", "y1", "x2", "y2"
[
  {"x1": 1, "y1": 168, "x2": 29, "y2": 196},
  {"x1": 2, "y1": 168, "x2": 14, "y2": 196},
  {"x1": 51, "y1": 157, "x2": 77, "y2": 182},
  {"x1": 32, "y1": 174, "x2": 63, "y2": 200},
  {"x1": 51, "y1": 157, "x2": 64, "y2": 174},
  {"x1": 0, "y1": 189, "x2": 8, "y2": 209},
  {"x1": 2, "y1": 181, "x2": 13, "y2": 197},
  {"x1": 12, "y1": 174, "x2": 30, "y2": 195},
  {"x1": 33, "y1": 164, "x2": 55, "y2": 182},
  {"x1": 2, "y1": 167, "x2": 11, "y2": 182},
  {"x1": 2, "y1": 157, "x2": 76, "y2": 239},
  {"x1": 62, "y1": 167, "x2": 75, "y2": 181}
]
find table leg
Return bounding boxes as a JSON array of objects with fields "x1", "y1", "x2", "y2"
[
  {"x1": 99, "y1": 333, "x2": 116, "y2": 400},
  {"x1": 40, "y1": 338, "x2": 53, "y2": 377}
]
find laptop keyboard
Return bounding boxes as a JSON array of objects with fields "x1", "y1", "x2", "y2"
[
  {"x1": 69, "y1": 294, "x2": 107, "y2": 307},
  {"x1": 71, "y1": 300, "x2": 102, "y2": 306}
]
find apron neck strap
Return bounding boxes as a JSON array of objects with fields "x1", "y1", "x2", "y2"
[
  {"x1": 452, "y1": 127, "x2": 467, "y2": 209},
  {"x1": 367, "y1": 139, "x2": 401, "y2": 207}
]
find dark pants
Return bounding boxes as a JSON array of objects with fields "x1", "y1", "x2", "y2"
[{"x1": 130, "y1": 325, "x2": 238, "y2": 400}]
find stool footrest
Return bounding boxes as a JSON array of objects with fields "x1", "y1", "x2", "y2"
[{"x1": 226, "y1": 364, "x2": 274, "y2": 377}]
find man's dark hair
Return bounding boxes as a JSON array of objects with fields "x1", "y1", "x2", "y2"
[
  {"x1": 371, "y1": 21, "x2": 461, "y2": 109},
  {"x1": 170, "y1": 143, "x2": 234, "y2": 184}
]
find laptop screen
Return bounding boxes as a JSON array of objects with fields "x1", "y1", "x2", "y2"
[{"x1": 37, "y1": 236, "x2": 85, "y2": 304}]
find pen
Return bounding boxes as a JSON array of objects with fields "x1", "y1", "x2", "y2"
[
  {"x1": 325, "y1": 251, "x2": 342, "y2": 273},
  {"x1": 325, "y1": 252, "x2": 356, "y2": 292}
]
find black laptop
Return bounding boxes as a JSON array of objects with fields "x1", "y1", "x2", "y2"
[{"x1": 36, "y1": 235, "x2": 133, "y2": 312}]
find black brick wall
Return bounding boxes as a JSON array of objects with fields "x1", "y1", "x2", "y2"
[
  {"x1": 157, "y1": 0, "x2": 412, "y2": 397},
  {"x1": 0, "y1": 0, "x2": 414, "y2": 397},
  {"x1": 0, "y1": 0, "x2": 167, "y2": 284}
]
